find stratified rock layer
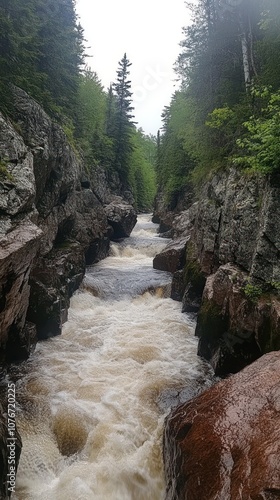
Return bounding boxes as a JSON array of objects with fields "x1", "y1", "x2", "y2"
[{"x1": 164, "y1": 351, "x2": 280, "y2": 500}]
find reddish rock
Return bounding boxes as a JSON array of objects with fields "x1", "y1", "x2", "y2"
[
  {"x1": 153, "y1": 237, "x2": 189, "y2": 274},
  {"x1": 164, "y1": 352, "x2": 280, "y2": 500},
  {"x1": 0, "y1": 221, "x2": 42, "y2": 365}
]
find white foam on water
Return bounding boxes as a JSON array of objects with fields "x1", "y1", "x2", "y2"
[{"x1": 14, "y1": 215, "x2": 212, "y2": 500}]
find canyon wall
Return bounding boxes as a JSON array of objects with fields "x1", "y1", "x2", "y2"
[
  {"x1": 154, "y1": 170, "x2": 280, "y2": 499},
  {"x1": 154, "y1": 168, "x2": 280, "y2": 376},
  {"x1": 0, "y1": 88, "x2": 136, "y2": 368}
]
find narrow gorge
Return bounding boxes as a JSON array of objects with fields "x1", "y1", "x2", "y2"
[
  {"x1": 1, "y1": 0, "x2": 280, "y2": 496},
  {"x1": 10, "y1": 215, "x2": 213, "y2": 499},
  {"x1": 0, "y1": 84, "x2": 280, "y2": 499}
]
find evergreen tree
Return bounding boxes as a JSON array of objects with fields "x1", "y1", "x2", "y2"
[
  {"x1": 0, "y1": 0, "x2": 85, "y2": 120},
  {"x1": 112, "y1": 53, "x2": 135, "y2": 182},
  {"x1": 157, "y1": 0, "x2": 280, "y2": 200}
]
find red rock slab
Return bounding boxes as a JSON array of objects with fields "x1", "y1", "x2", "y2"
[{"x1": 164, "y1": 352, "x2": 280, "y2": 500}]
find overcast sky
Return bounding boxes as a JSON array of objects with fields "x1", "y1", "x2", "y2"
[{"x1": 75, "y1": 0, "x2": 192, "y2": 135}]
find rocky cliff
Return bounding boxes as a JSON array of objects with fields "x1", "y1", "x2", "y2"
[
  {"x1": 154, "y1": 168, "x2": 280, "y2": 376},
  {"x1": 0, "y1": 89, "x2": 137, "y2": 496},
  {"x1": 0, "y1": 88, "x2": 136, "y2": 368},
  {"x1": 154, "y1": 169, "x2": 280, "y2": 499}
]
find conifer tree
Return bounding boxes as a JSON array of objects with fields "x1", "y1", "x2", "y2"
[{"x1": 112, "y1": 53, "x2": 135, "y2": 182}]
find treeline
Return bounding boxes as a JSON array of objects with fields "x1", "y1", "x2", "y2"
[
  {"x1": 157, "y1": 0, "x2": 280, "y2": 205},
  {"x1": 0, "y1": 0, "x2": 156, "y2": 210}
]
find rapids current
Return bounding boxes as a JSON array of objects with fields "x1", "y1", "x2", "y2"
[{"x1": 12, "y1": 214, "x2": 213, "y2": 500}]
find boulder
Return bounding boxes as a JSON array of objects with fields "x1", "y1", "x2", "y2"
[
  {"x1": 105, "y1": 198, "x2": 137, "y2": 239},
  {"x1": 153, "y1": 237, "x2": 189, "y2": 274},
  {"x1": 196, "y1": 263, "x2": 280, "y2": 376},
  {"x1": 164, "y1": 351, "x2": 280, "y2": 500}
]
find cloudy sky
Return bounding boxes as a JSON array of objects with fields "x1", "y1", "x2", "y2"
[{"x1": 75, "y1": 0, "x2": 192, "y2": 135}]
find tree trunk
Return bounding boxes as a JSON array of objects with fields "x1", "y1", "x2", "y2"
[{"x1": 240, "y1": 30, "x2": 251, "y2": 89}]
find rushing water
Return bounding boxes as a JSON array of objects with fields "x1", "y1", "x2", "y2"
[{"x1": 12, "y1": 215, "x2": 213, "y2": 500}]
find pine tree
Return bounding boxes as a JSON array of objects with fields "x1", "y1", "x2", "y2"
[{"x1": 112, "y1": 53, "x2": 135, "y2": 182}]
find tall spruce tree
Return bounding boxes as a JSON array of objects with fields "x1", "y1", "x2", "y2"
[{"x1": 112, "y1": 53, "x2": 135, "y2": 182}]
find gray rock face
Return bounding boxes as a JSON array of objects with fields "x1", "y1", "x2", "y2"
[
  {"x1": 0, "y1": 88, "x2": 135, "y2": 366},
  {"x1": 195, "y1": 264, "x2": 270, "y2": 376},
  {"x1": 104, "y1": 198, "x2": 137, "y2": 239},
  {"x1": 153, "y1": 237, "x2": 189, "y2": 274},
  {"x1": 158, "y1": 168, "x2": 280, "y2": 374}
]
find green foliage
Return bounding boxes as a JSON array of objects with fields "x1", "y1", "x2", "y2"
[
  {"x1": 234, "y1": 86, "x2": 280, "y2": 173},
  {"x1": 156, "y1": 92, "x2": 196, "y2": 206},
  {"x1": 243, "y1": 283, "x2": 263, "y2": 303},
  {"x1": 205, "y1": 107, "x2": 235, "y2": 129},
  {"x1": 0, "y1": 0, "x2": 85, "y2": 120},
  {"x1": 75, "y1": 69, "x2": 113, "y2": 167},
  {"x1": 156, "y1": 0, "x2": 280, "y2": 204},
  {"x1": 129, "y1": 129, "x2": 156, "y2": 211},
  {"x1": 0, "y1": 160, "x2": 14, "y2": 182},
  {"x1": 111, "y1": 53, "x2": 136, "y2": 183}
]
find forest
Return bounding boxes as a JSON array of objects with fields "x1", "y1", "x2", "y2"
[
  {"x1": 1, "y1": 0, "x2": 280, "y2": 211},
  {"x1": 157, "y1": 0, "x2": 280, "y2": 207},
  {"x1": 0, "y1": 0, "x2": 156, "y2": 211}
]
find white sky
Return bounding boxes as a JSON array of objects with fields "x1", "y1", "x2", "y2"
[{"x1": 75, "y1": 0, "x2": 192, "y2": 135}]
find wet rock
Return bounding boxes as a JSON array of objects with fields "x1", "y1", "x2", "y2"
[
  {"x1": 157, "y1": 168, "x2": 280, "y2": 374},
  {"x1": 27, "y1": 242, "x2": 86, "y2": 339},
  {"x1": 0, "y1": 221, "x2": 42, "y2": 366},
  {"x1": 0, "y1": 115, "x2": 36, "y2": 217},
  {"x1": 171, "y1": 270, "x2": 185, "y2": 301},
  {"x1": 105, "y1": 198, "x2": 137, "y2": 239},
  {"x1": 153, "y1": 185, "x2": 194, "y2": 234},
  {"x1": 153, "y1": 237, "x2": 189, "y2": 274},
  {"x1": 195, "y1": 264, "x2": 280, "y2": 376},
  {"x1": 164, "y1": 351, "x2": 280, "y2": 500}
]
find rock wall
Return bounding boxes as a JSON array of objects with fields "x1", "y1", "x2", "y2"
[
  {"x1": 154, "y1": 168, "x2": 280, "y2": 376},
  {"x1": 155, "y1": 161, "x2": 280, "y2": 500},
  {"x1": 0, "y1": 87, "x2": 136, "y2": 367}
]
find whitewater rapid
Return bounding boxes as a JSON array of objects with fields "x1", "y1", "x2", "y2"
[{"x1": 13, "y1": 215, "x2": 213, "y2": 500}]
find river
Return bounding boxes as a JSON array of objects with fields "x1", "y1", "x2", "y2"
[{"x1": 12, "y1": 214, "x2": 213, "y2": 500}]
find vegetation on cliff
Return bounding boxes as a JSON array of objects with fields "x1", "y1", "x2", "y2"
[
  {"x1": 156, "y1": 0, "x2": 280, "y2": 204},
  {"x1": 0, "y1": 0, "x2": 156, "y2": 210}
]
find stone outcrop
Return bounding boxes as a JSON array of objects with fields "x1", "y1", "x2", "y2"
[
  {"x1": 155, "y1": 168, "x2": 280, "y2": 375},
  {"x1": 164, "y1": 351, "x2": 280, "y2": 500},
  {"x1": 104, "y1": 197, "x2": 137, "y2": 239},
  {"x1": 196, "y1": 263, "x2": 280, "y2": 375},
  {"x1": 0, "y1": 222, "x2": 42, "y2": 364},
  {"x1": 0, "y1": 87, "x2": 136, "y2": 362},
  {"x1": 153, "y1": 185, "x2": 194, "y2": 233},
  {"x1": 153, "y1": 237, "x2": 189, "y2": 274}
]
